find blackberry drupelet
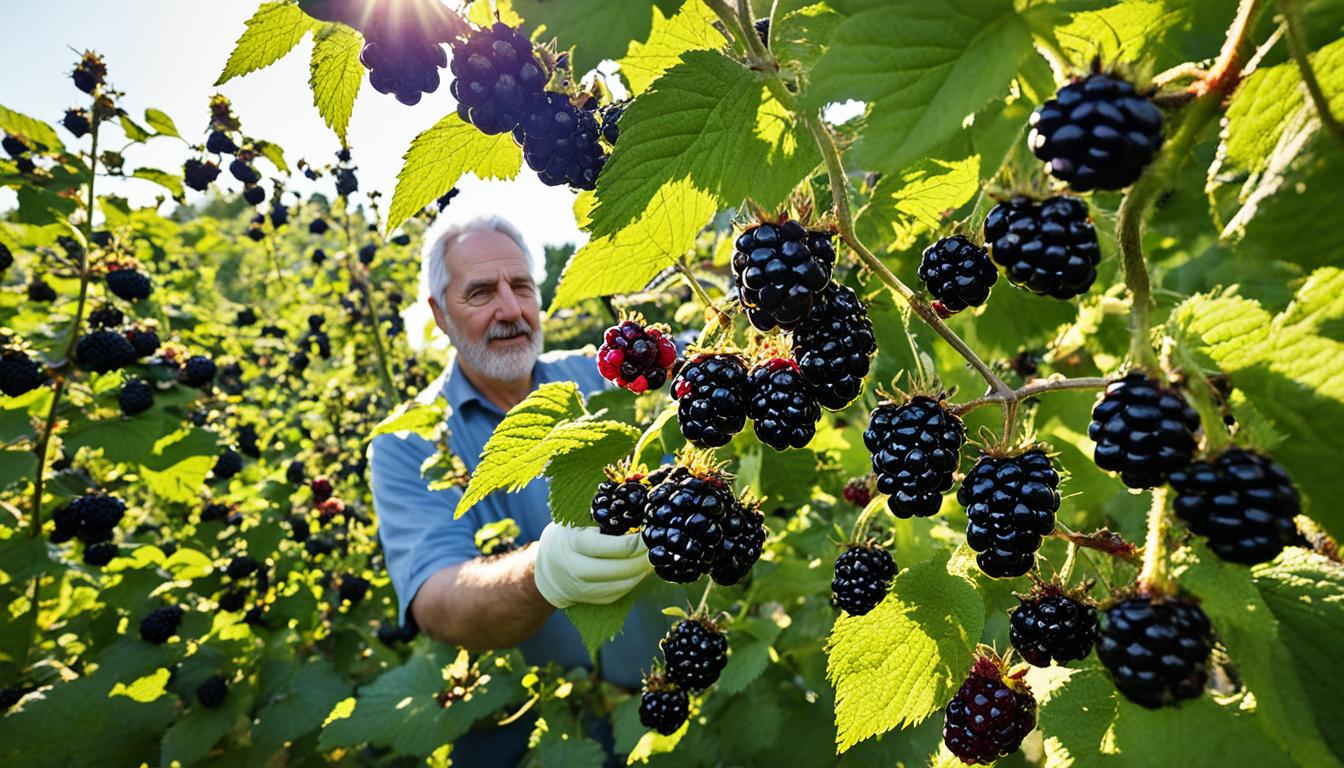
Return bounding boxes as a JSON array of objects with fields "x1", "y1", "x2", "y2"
[
  {"x1": 732, "y1": 220, "x2": 831, "y2": 331},
  {"x1": 118, "y1": 378, "x2": 154, "y2": 415},
  {"x1": 639, "y1": 674, "x2": 689, "y2": 735},
  {"x1": 918, "y1": 235, "x2": 997, "y2": 313},
  {"x1": 1028, "y1": 72, "x2": 1164, "y2": 191},
  {"x1": 196, "y1": 675, "x2": 228, "y2": 708},
  {"x1": 831, "y1": 544, "x2": 896, "y2": 616},
  {"x1": 139, "y1": 605, "x2": 185, "y2": 644},
  {"x1": 1088, "y1": 372, "x2": 1200, "y2": 489},
  {"x1": 662, "y1": 618, "x2": 728, "y2": 691},
  {"x1": 106, "y1": 267, "x2": 152, "y2": 301},
  {"x1": 1169, "y1": 448, "x2": 1302, "y2": 564},
  {"x1": 672, "y1": 353, "x2": 749, "y2": 448},
  {"x1": 794, "y1": 283, "x2": 876, "y2": 410},
  {"x1": 450, "y1": 23, "x2": 547, "y2": 134},
  {"x1": 75, "y1": 329, "x2": 137, "y2": 373},
  {"x1": 959, "y1": 449, "x2": 1060, "y2": 578},
  {"x1": 642, "y1": 466, "x2": 732, "y2": 583},
  {"x1": 710, "y1": 494, "x2": 765, "y2": 586},
  {"x1": 597, "y1": 318, "x2": 677, "y2": 394},
  {"x1": 865, "y1": 396, "x2": 966, "y2": 519},
  {"x1": 983, "y1": 195, "x2": 1101, "y2": 299},
  {"x1": 1009, "y1": 585, "x2": 1099, "y2": 667},
  {"x1": 943, "y1": 655, "x2": 1037, "y2": 764},
  {"x1": 746, "y1": 357, "x2": 820, "y2": 450},
  {"x1": 1097, "y1": 594, "x2": 1214, "y2": 708}
]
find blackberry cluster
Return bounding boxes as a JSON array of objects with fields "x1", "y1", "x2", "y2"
[
  {"x1": 178, "y1": 355, "x2": 217, "y2": 388},
  {"x1": 639, "y1": 674, "x2": 690, "y2": 735},
  {"x1": 590, "y1": 473, "x2": 649, "y2": 535},
  {"x1": 662, "y1": 618, "x2": 728, "y2": 690},
  {"x1": 49, "y1": 493, "x2": 126, "y2": 545},
  {"x1": 709, "y1": 495, "x2": 765, "y2": 585},
  {"x1": 139, "y1": 605, "x2": 185, "y2": 644},
  {"x1": 918, "y1": 235, "x2": 997, "y2": 313},
  {"x1": 597, "y1": 318, "x2": 677, "y2": 394},
  {"x1": 1088, "y1": 372, "x2": 1200, "y2": 488},
  {"x1": 72, "y1": 51, "x2": 106, "y2": 93},
  {"x1": 1009, "y1": 586, "x2": 1099, "y2": 667},
  {"x1": 514, "y1": 93, "x2": 607, "y2": 190},
  {"x1": 672, "y1": 354, "x2": 749, "y2": 448},
  {"x1": 1, "y1": 345, "x2": 47, "y2": 397},
  {"x1": 865, "y1": 396, "x2": 966, "y2": 519},
  {"x1": 983, "y1": 195, "x2": 1101, "y2": 299},
  {"x1": 357, "y1": 2, "x2": 461, "y2": 105},
  {"x1": 959, "y1": 450, "x2": 1060, "y2": 578},
  {"x1": 63, "y1": 108, "x2": 91, "y2": 138},
  {"x1": 450, "y1": 23, "x2": 547, "y2": 134},
  {"x1": 1029, "y1": 72, "x2": 1164, "y2": 191},
  {"x1": 118, "y1": 378, "x2": 154, "y2": 415},
  {"x1": 1097, "y1": 595, "x2": 1214, "y2": 708},
  {"x1": 183, "y1": 159, "x2": 221, "y2": 191},
  {"x1": 196, "y1": 676, "x2": 228, "y2": 708},
  {"x1": 942, "y1": 656, "x2": 1036, "y2": 765},
  {"x1": 75, "y1": 329, "x2": 136, "y2": 373},
  {"x1": 1169, "y1": 448, "x2": 1301, "y2": 564},
  {"x1": 642, "y1": 467, "x2": 733, "y2": 583},
  {"x1": 831, "y1": 544, "x2": 896, "y2": 616},
  {"x1": 732, "y1": 221, "x2": 832, "y2": 331},
  {"x1": 793, "y1": 282, "x2": 875, "y2": 410},
  {"x1": 746, "y1": 357, "x2": 819, "y2": 451}
]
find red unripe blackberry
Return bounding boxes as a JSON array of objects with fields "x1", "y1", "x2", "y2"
[
  {"x1": 746, "y1": 357, "x2": 819, "y2": 451},
  {"x1": 983, "y1": 195, "x2": 1100, "y2": 299},
  {"x1": 732, "y1": 220, "x2": 831, "y2": 331},
  {"x1": 139, "y1": 605, "x2": 185, "y2": 644},
  {"x1": 710, "y1": 495, "x2": 766, "y2": 586},
  {"x1": 918, "y1": 235, "x2": 997, "y2": 313},
  {"x1": 0, "y1": 346, "x2": 47, "y2": 397},
  {"x1": 196, "y1": 675, "x2": 228, "y2": 708},
  {"x1": 118, "y1": 378, "x2": 153, "y2": 415},
  {"x1": 1029, "y1": 72, "x2": 1164, "y2": 191},
  {"x1": 450, "y1": 23, "x2": 547, "y2": 135},
  {"x1": 662, "y1": 618, "x2": 727, "y2": 691},
  {"x1": 1088, "y1": 372, "x2": 1200, "y2": 489},
  {"x1": 865, "y1": 396, "x2": 965, "y2": 519},
  {"x1": 842, "y1": 476, "x2": 873, "y2": 508},
  {"x1": 642, "y1": 466, "x2": 732, "y2": 583},
  {"x1": 942, "y1": 655, "x2": 1036, "y2": 765},
  {"x1": 75, "y1": 329, "x2": 137, "y2": 373},
  {"x1": 178, "y1": 355, "x2": 217, "y2": 388},
  {"x1": 672, "y1": 354, "x2": 749, "y2": 448},
  {"x1": 639, "y1": 674, "x2": 689, "y2": 735},
  {"x1": 1169, "y1": 448, "x2": 1302, "y2": 565},
  {"x1": 590, "y1": 474, "x2": 649, "y2": 535},
  {"x1": 1009, "y1": 585, "x2": 1098, "y2": 667},
  {"x1": 597, "y1": 319, "x2": 677, "y2": 394},
  {"x1": 831, "y1": 544, "x2": 896, "y2": 616},
  {"x1": 794, "y1": 282, "x2": 876, "y2": 410},
  {"x1": 311, "y1": 476, "x2": 334, "y2": 502},
  {"x1": 183, "y1": 158, "x2": 220, "y2": 191},
  {"x1": 514, "y1": 92, "x2": 608, "y2": 190},
  {"x1": 959, "y1": 449, "x2": 1059, "y2": 578},
  {"x1": 1097, "y1": 594, "x2": 1214, "y2": 708}
]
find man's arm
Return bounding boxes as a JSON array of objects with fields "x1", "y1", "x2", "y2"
[{"x1": 410, "y1": 544, "x2": 553, "y2": 651}]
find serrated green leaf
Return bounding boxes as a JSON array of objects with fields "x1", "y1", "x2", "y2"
[
  {"x1": 372, "y1": 398, "x2": 448, "y2": 440},
  {"x1": 618, "y1": 0, "x2": 721, "y2": 96},
  {"x1": 118, "y1": 114, "x2": 152, "y2": 143},
  {"x1": 514, "y1": 0, "x2": 676, "y2": 77},
  {"x1": 545, "y1": 424, "x2": 641, "y2": 526},
  {"x1": 826, "y1": 550, "x2": 984, "y2": 752},
  {"x1": 216, "y1": 2, "x2": 319, "y2": 86},
  {"x1": 565, "y1": 580, "x2": 647, "y2": 658},
  {"x1": 854, "y1": 156, "x2": 981, "y2": 253},
  {"x1": 251, "y1": 139, "x2": 289, "y2": 174},
  {"x1": 309, "y1": 24, "x2": 363, "y2": 144},
  {"x1": 529, "y1": 727, "x2": 607, "y2": 768},
  {"x1": 386, "y1": 113, "x2": 521, "y2": 234},
  {"x1": 160, "y1": 682, "x2": 254, "y2": 768},
  {"x1": 0, "y1": 103, "x2": 64, "y2": 154},
  {"x1": 131, "y1": 167, "x2": 183, "y2": 198},
  {"x1": 143, "y1": 108, "x2": 180, "y2": 138},
  {"x1": 252, "y1": 661, "x2": 352, "y2": 755}
]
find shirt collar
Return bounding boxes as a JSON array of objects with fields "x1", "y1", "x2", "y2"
[{"x1": 440, "y1": 356, "x2": 551, "y2": 416}]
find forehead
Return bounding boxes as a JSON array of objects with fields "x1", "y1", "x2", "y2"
[{"x1": 444, "y1": 230, "x2": 530, "y2": 284}]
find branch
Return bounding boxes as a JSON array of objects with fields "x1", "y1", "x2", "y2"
[
  {"x1": 952, "y1": 376, "x2": 1108, "y2": 415},
  {"x1": 1051, "y1": 526, "x2": 1141, "y2": 565}
]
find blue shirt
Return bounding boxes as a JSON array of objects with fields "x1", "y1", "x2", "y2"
[{"x1": 367, "y1": 349, "x2": 664, "y2": 691}]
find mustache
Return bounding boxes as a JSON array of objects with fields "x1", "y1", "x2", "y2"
[{"x1": 486, "y1": 319, "x2": 533, "y2": 340}]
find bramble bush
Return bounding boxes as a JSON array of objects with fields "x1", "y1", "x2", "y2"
[{"x1": 2, "y1": 0, "x2": 1343, "y2": 766}]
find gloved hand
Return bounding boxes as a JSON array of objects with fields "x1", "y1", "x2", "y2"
[{"x1": 533, "y1": 522, "x2": 653, "y2": 609}]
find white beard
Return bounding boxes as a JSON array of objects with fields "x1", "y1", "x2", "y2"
[{"x1": 443, "y1": 315, "x2": 543, "y2": 383}]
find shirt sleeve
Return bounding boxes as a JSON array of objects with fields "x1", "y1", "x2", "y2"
[{"x1": 368, "y1": 433, "x2": 480, "y2": 624}]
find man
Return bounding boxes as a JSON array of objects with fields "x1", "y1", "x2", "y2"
[{"x1": 367, "y1": 215, "x2": 663, "y2": 763}]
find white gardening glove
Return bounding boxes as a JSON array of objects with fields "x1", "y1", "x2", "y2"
[{"x1": 533, "y1": 522, "x2": 653, "y2": 609}]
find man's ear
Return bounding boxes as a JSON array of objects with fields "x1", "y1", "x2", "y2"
[{"x1": 428, "y1": 296, "x2": 449, "y2": 335}]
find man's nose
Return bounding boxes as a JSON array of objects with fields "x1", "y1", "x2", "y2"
[{"x1": 494, "y1": 282, "x2": 523, "y2": 321}]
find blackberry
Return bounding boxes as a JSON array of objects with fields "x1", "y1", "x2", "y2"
[
  {"x1": 672, "y1": 354, "x2": 749, "y2": 448},
  {"x1": 732, "y1": 221, "x2": 831, "y2": 331},
  {"x1": 746, "y1": 357, "x2": 819, "y2": 451},
  {"x1": 598, "y1": 102, "x2": 624, "y2": 145},
  {"x1": 83, "y1": 541, "x2": 119, "y2": 566},
  {"x1": 865, "y1": 396, "x2": 965, "y2": 519},
  {"x1": 1169, "y1": 448, "x2": 1302, "y2": 565},
  {"x1": 0, "y1": 243, "x2": 11, "y2": 273},
  {"x1": 3, "y1": 134, "x2": 28, "y2": 158},
  {"x1": 236, "y1": 307, "x2": 258, "y2": 327},
  {"x1": 336, "y1": 168, "x2": 359, "y2": 197},
  {"x1": 1028, "y1": 72, "x2": 1164, "y2": 191},
  {"x1": 1, "y1": 346, "x2": 47, "y2": 397},
  {"x1": 178, "y1": 355, "x2": 217, "y2": 388},
  {"x1": 311, "y1": 476, "x2": 334, "y2": 502},
  {"x1": 1097, "y1": 594, "x2": 1214, "y2": 708},
  {"x1": 213, "y1": 449, "x2": 243, "y2": 480},
  {"x1": 597, "y1": 318, "x2": 677, "y2": 394},
  {"x1": 590, "y1": 474, "x2": 649, "y2": 535},
  {"x1": 238, "y1": 423, "x2": 261, "y2": 458},
  {"x1": 218, "y1": 590, "x2": 247, "y2": 612},
  {"x1": 125, "y1": 327, "x2": 159, "y2": 358},
  {"x1": 286, "y1": 460, "x2": 306, "y2": 485},
  {"x1": 794, "y1": 283, "x2": 875, "y2": 410},
  {"x1": 196, "y1": 675, "x2": 228, "y2": 708},
  {"x1": 943, "y1": 655, "x2": 1036, "y2": 764},
  {"x1": 514, "y1": 92, "x2": 608, "y2": 190},
  {"x1": 225, "y1": 555, "x2": 258, "y2": 579},
  {"x1": 200, "y1": 502, "x2": 230, "y2": 523},
  {"x1": 436, "y1": 187, "x2": 459, "y2": 210},
  {"x1": 842, "y1": 476, "x2": 873, "y2": 508},
  {"x1": 1009, "y1": 586, "x2": 1099, "y2": 667},
  {"x1": 377, "y1": 619, "x2": 420, "y2": 645},
  {"x1": 831, "y1": 544, "x2": 896, "y2": 616},
  {"x1": 206, "y1": 130, "x2": 238, "y2": 155},
  {"x1": 243, "y1": 184, "x2": 265, "y2": 205},
  {"x1": 450, "y1": 23, "x2": 547, "y2": 133},
  {"x1": 959, "y1": 449, "x2": 1060, "y2": 578},
  {"x1": 139, "y1": 605, "x2": 185, "y2": 644},
  {"x1": 662, "y1": 618, "x2": 728, "y2": 691},
  {"x1": 642, "y1": 466, "x2": 733, "y2": 583},
  {"x1": 918, "y1": 235, "x2": 997, "y2": 313},
  {"x1": 289, "y1": 514, "x2": 311, "y2": 542},
  {"x1": 390, "y1": 232, "x2": 411, "y2": 246},
  {"x1": 229, "y1": 159, "x2": 258, "y2": 185},
  {"x1": 50, "y1": 503, "x2": 81, "y2": 543},
  {"x1": 269, "y1": 201, "x2": 289, "y2": 228},
  {"x1": 339, "y1": 575, "x2": 370, "y2": 604},
  {"x1": 360, "y1": 1, "x2": 459, "y2": 106},
  {"x1": 1088, "y1": 372, "x2": 1200, "y2": 489},
  {"x1": 106, "y1": 267, "x2": 152, "y2": 301},
  {"x1": 87, "y1": 304, "x2": 123, "y2": 329},
  {"x1": 118, "y1": 378, "x2": 154, "y2": 415},
  {"x1": 358, "y1": 243, "x2": 377, "y2": 265},
  {"x1": 63, "y1": 108, "x2": 91, "y2": 138},
  {"x1": 75, "y1": 329, "x2": 137, "y2": 373},
  {"x1": 72, "y1": 51, "x2": 106, "y2": 93},
  {"x1": 183, "y1": 159, "x2": 221, "y2": 191},
  {"x1": 309, "y1": 218, "x2": 329, "y2": 235},
  {"x1": 639, "y1": 674, "x2": 689, "y2": 736},
  {"x1": 754, "y1": 17, "x2": 770, "y2": 47},
  {"x1": 28, "y1": 278, "x2": 57, "y2": 303},
  {"x1": 709, "y1": 495, "x2": 765, "y2": 586},
  {"x1": 983, "y1": 195, "x2": 1101, "y2": 299}
]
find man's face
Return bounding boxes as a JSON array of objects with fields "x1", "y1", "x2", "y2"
[{"x1": 430, "y1": 230, "x2": 543, "y2": 382}]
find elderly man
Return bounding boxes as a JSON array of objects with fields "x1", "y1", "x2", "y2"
[{"x1": 367, "y1": 215, "x2": 663, "y2": 764}]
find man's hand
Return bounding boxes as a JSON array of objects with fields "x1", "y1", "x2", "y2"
[{"x1": 533, "y1": 522, "x2": 653, "y2": 609}]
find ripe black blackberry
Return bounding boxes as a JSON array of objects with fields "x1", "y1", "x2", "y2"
[
  {"x1": 237, "y1": 423, "x2": 261, "y2": 458},
  {"x1": 63, "y1": 108, "x2": 91, "y2": 138},
  {"x1": 639, "y1": 673, "x2": 689, "y2": 735},
  {"x1": 597, "y1": 317, "x2": 677, "y2": 394},
  {"x1": 269, "y1": 201, "x2": 289, "y2": 228},
  {"x1": 72, "y1": 51, "x2": 106, "y2": 93},
  {"x1": 206, "y1": 130, "x2": 238, "y2": 155},
  {"x1": 732, "y1": 221, "x2": 831, "y2": 331},
  {"x1": 746, "y1": 357, "x2": 820, "y2": 451},
  {"x1": 213, "y1": 449, "x2": 243, "y2": 480},
  {"x1": 1029, "y1": 72, "x2": 1164, "y2": 191},
  {"x1": 598, "y1": 102, "x2": 624, "y2": 145},
  {"x1": 831, "y1": 544, "x2": 896, "y2": 616},
  {"x1": 118, "y1": 378, "x2": 154, "y2": 415},
  {"x1": 1009, "y1": 584, "x2": 1099, "y2": 667},
  {"x1": 514, "y1": 92, "x2": 608, "y2": 190},
  {"x1": 1, "y1": 345, "x2": 47, "y2": 397},
  {"x1": 0, "y1": 242, "x2": 11, "y2": 273},
  {"x1": 1097, "y1": 594, "x2": 1214, "y2": 708},
  {"x1": 0, "y1": 685, "x2": 33, "y2": 712},
  {"x1": 336, "y1": 167, "x2": 359, "y2": 197},
  {"x1": 590, "y1": 470, "x2": 649, "y2": 535},
  {"x1": 225, "y1": 555, "x2": 258, "y2": 579},
  {"x1": 125, "y1": 326, "x2": 159, "y2": 358},
  {"x1": 1088, "y1": 372, "x2": 1200, "y2": 488},
  {"x1": 672, "y1": 354, "x2": 749, "y2": 448},
  {"x1": 200, "y1": 502, "x2": 230, "y2": 523},
  {"x1": 918, "y1": 235, "x2": 998, "y2": 313},
  {"x1": 75, "y1": 329, "x2": 137, "y2": 373},
  {"x1": 83, "y1": 541, "x2": 119, "y2": 566},
  {"x1": 139, "y1": 605, "x2": 185, "y2": 644},
  {"x1": 360, "y1": 2, "x2": 459, "y2": 105},
  {"x1": 178, "y1": 355, "x2": 217, "y2": 388},
  {"x1": 943, "y1": 654, "x2": 1036, "y2": 765},
  {"x1": 983, "y1": 195, "x2": 1101, "y2": 299},
  {"x1": 793, "y1": 283, "x2": 875, "y2": 410},
  {"x1": 865, "y1": 396, "x2": 965, "y2": 519},
  {"x1": 358, "y1": 243, "x2": 377, "y2": 266},
  {"x1": 28, "y1": 278, "x2": 57, "y2": 303},
  {"x1": 377, "y1": 619, "x2": 420, "y2": 645},
  {"x1": 106, "y1": 267, "x2": 152, "y2": 301},
  {"x1": 1169, "y1": 448, "x2": 1301, "y2": 564},
  {"x1": 87, "y1": 304, "x2": 123, "y2": 329},
  {"x1": 243, "y1": 184, "x2": 265, "y2": 206},
  {"x1": 183, "y1": 159, "x2": 220, "y2": 191},
  {"x1": 339, "y1": 574, "x2": 370, "y2": 604},
  {"x1": 309, "y1": 218, "x2": 329, "y2": 235},
  {"x1": 450, "y1": 23, "x2": 547, "y2": 133},
  {"x1": 662, "y1": 618, "x2": 728, "y2": 691},
  {"x1": 218, "y1": 590, "x2": 247, "y2": 612},
  {"x1": 196, "y1": 675, "x2": 228, "y2": 708},
  {"x1": 754, "y1": 17, "x2": 770, "y2": 47},
  {"x1": 959, "y1": 449, "x2": 1060, "y2": 578},
  {"x1": 2, "y1": 134, "x2": 29, "y2": 159},
  {"x1": 228, "y1": 158, "x2": 258, "y2": 185},
  {"x1": 711, "y1": 494, "x2": 766, "y2": 585},
  {"x1": 642, "y1": 465, "x2": 733, "y2": 583}
]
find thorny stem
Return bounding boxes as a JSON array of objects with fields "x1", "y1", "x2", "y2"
[
  {"x1": 952, "y1": 376, "x2": 1110, "y2": 415},
  {"x1": 1280, "y1": 0, "x2": 1344, "y2": 149},
  {"x1": 340, "y1": 206, "x2": 397, "y2": 402},
  {"x1": 1137, "y1": 488, "x2": 1171, "y2": 593},
  {"x1": 1060, "y1": 541, "x2": 1079, "y2": 584},
  {"x1": 675, "y1": 261, "x2": 731, "y2": 332},
  {"x1": 696, "y1": 580, "x2": 714, "y2": 615},
  {"x1": 1181, "y1": 370, "x2": 1232, "y2": 454}
]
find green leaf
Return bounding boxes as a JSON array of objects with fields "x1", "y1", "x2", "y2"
[
  {"x1": 617, "y1": 0, "x2": 721, "y2": 96},
  {"x1": 0, "y1": 447, "x2": 37, "y2": 491},
  {"x1": 826, "y1": 550, "x2": 984, "y2": 752},
  {"x1": 854, "y1": 156, "x2": 981, "y2": 253},
  {"x1": 252, "y1": 661, "x2": 352, "y2": 754},
  {"x1": 804, "y1": 0, "x2": 1033, "y2": 174},
  {"x1": 216, "y1": 1, "x2": 319, "y2": 86},
  {"x1": 564, "y1": 583, "x2": 645, "y2": 657},
  {"x1": 160, "y1": 682, "x2": 255, "y2": 767},
  {"x1": 143, "y1": 108, "x2": 180, "y2": 138},
  {"x1": 251, "y1": 139, "x2": 290, "y2": 174},
  {"x1": 386, "y1": 113, "x2": 522, "y2": 234},
  {"x1": 529, "y1": 726, "x2": 608, "y2": 768},
  {"x1": 131, "y1": 167, "x2": 183, "y2": 198},
  {"x1": 587, "y1": 50, "x2": 819, "y2": 239},
  {"x1": 513, "y1": 0, "x2": 675, "y2": 77},
  {"x1": 545, "y1": 424, "x2": 641, "y2": 527},
  {"x1": 309, "y1": 24, "x2": 363, "y2": 144},
  {"x1": 371, "y1": 398, "x2": 448, "y2": 440},
  {"x1": 0, "y1": 103, "x2": 64, "y2": 155},
  {"x1": 717, "y1": 616, "x2": 783, "y2": 695}
]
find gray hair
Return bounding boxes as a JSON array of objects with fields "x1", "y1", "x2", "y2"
[{"x1": 420, "y1": 214, "x2": 534, "y2": 304}]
